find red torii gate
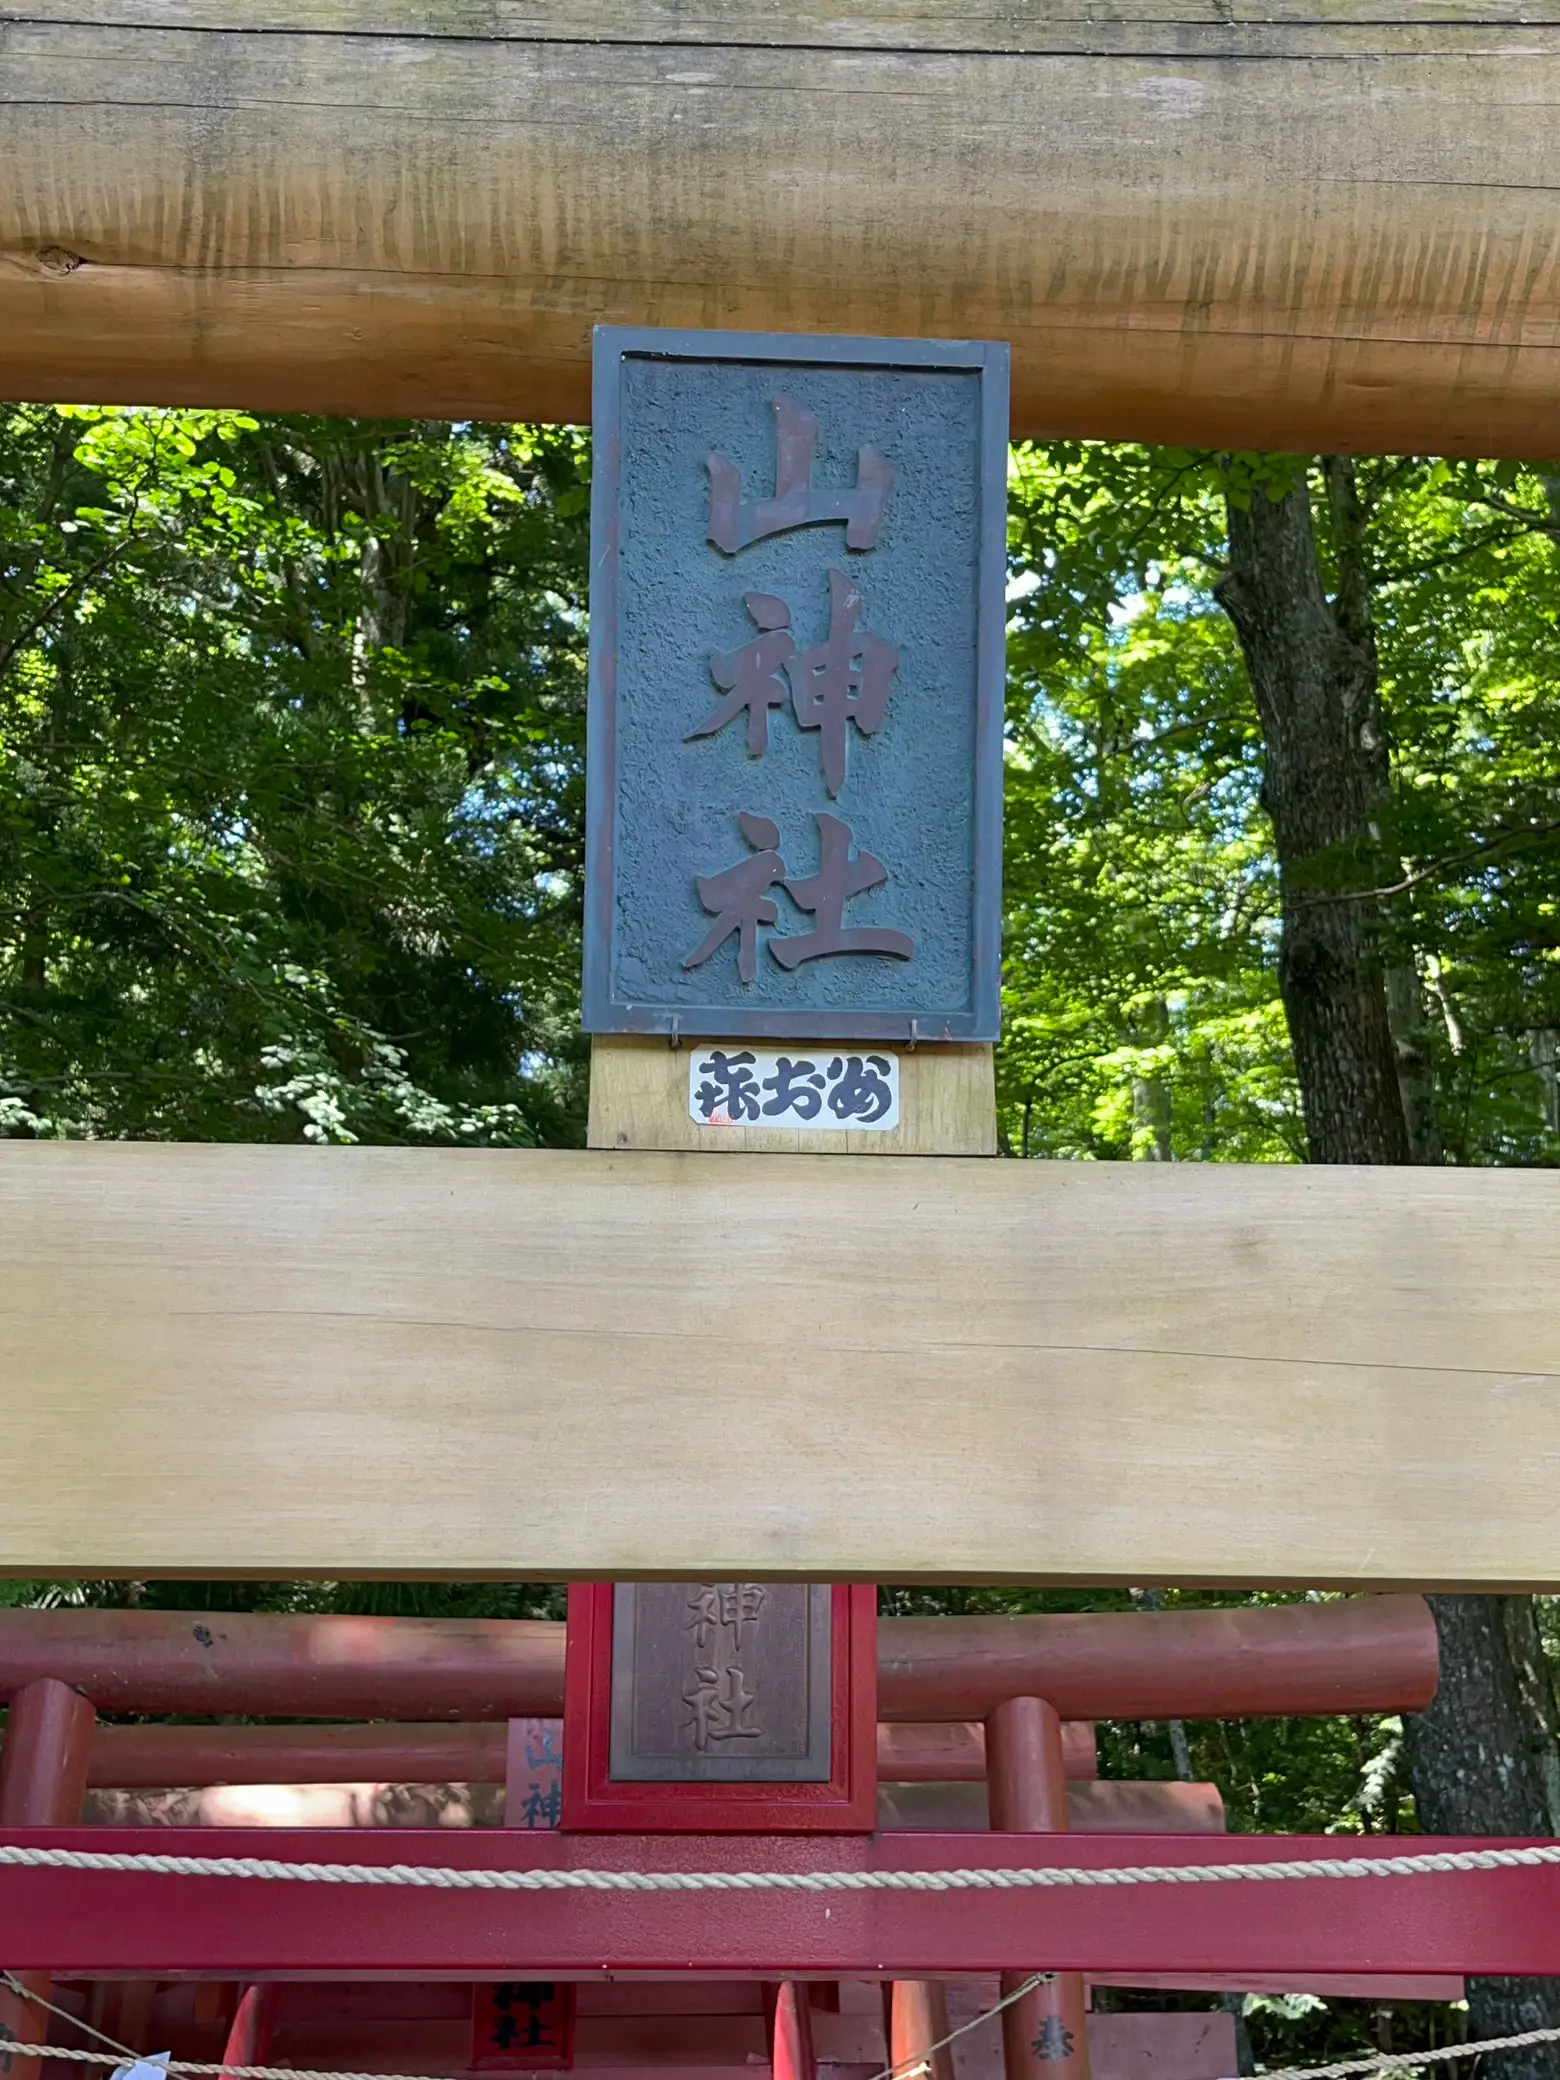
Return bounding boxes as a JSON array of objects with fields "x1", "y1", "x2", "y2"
[{"x1": 0, "y1": 1592, "x2": 1506, "y2": 2080}]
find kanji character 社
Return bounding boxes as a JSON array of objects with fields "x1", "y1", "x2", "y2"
[
  {"x1": 688, "y1": 592, "x2": 795, "y2": 758},
  {"x1": 770, "y1": 813, "x2": 915, "y2": 970},
  {"x1": 788, "y1": 568, "x2": 898, "y2": 797},
  {"x1": 684, "y1": 812, "x2": 788, "y2": 984},
  {"x1": 684, "y1": 1663, "x2": 763, "y2": 1749}
]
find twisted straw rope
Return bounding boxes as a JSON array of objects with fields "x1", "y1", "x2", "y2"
[{"x1": 1, "y1": 1839, "x2": 1559, "y2": 1890}]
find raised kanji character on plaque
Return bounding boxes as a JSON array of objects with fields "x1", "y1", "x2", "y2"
[
  {"x1": 707, "y1": 393, "x2": 892, "y2": 554},
  {"x1": 789, "y1": 568, "x2": 898, "y2": 797},
  {"x1": 684, "y1": 814, "x2": 787, "y2": 983},
  {"x1": 718, "y1": 1581, "x2": 766, "y2": 1647},
  {"x1": 685, "y1": 1662, "x2": 762, "y2": 1749},
  {"x1": 689, "y1": 592, "x2": 795, "y2": 757},
  {"x1": 772, "y1": 814, "x2": 914, "y2": 970}
]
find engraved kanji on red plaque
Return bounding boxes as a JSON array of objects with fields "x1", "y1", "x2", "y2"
[
  {"x1": 471, "y1": 1983, "x2": 576, "y2": 2071},
  {"x1": 560, "y1": 1581, "x2": 877, "y2": 1831}
]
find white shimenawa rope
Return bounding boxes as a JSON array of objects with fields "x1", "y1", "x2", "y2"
[
  {"x1": 2, "y1": 1839, "x2": 1560, "y2": 1889},
  {"x1": 6, "y1": 1985, "x2": 1560, "y2": 2080}
]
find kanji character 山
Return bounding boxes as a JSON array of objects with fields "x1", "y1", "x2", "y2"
[{"x1": 707, "y1": 393, "x2": 892, "y2": 554}]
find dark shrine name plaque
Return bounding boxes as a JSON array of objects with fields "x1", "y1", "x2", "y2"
[
  {"x1": 561, "y1": 1581, "x2": 877, "y2": 1831},
  {"x1": 608, "y1": 1581, "x2": 832, "y2": 1782}
]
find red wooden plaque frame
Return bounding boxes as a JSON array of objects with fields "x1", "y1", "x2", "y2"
[{"x1": 561, "y1": 1583, "x2": 877, "y2": 1832}]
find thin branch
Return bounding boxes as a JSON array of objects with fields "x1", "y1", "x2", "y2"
[{"x1": 1298, "y1": 820, "x2": 1560, "y2": 905}]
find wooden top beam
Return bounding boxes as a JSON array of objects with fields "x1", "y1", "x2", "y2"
[
  {"x1": 1, "y1": 0, "x2": 1558, "y2": 452},
  {"x1": 1, "y1": 1144, "x2": 1557, "y2": 1586}
]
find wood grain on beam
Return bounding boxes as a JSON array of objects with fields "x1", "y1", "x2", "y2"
[
  {"x1": 1, "y1": 2, "x2": 1558, "y2": 452},
  {"x1": 1, "y1": 1145, "x2": 1557, "y2": 1585}
]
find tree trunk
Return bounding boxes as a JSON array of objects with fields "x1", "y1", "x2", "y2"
[
  {"x1": 1214, "y1": 467, "x2": 1411, "y2": 1166},
  {"x1": 1403, "y1": 1597, "x2": 1560, "y2": 2080},
  {"x1": 1385, "y1": 960, "x2": 1445, "y2": 1164},
  {"x1": 1129, "y1": 997, "x2": 1173, "y2": 1161},
  {"x1": 1216, "y1": 462, "x2": 1560, "y2": 2077}
]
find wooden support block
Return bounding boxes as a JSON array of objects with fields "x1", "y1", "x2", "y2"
[
  {"x1": 587, "y1": 1038, "x2": 995, "y2": 1156},
  {"x1": 5, "y1": 1144, "x2": 1560, "y2": 1585}
]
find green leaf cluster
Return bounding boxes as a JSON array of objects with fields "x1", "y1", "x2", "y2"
[{"x1": 0, "y1": 408, "x2": 590, "y2": 1144}]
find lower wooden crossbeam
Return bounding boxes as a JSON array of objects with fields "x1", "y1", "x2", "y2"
[
  {"x1": 2, "y1": 1829, "x2": 1557, "y2": 1977},
  {"x1": 4, "y1": 1145, "x2": 1560, "y2": 1586}
]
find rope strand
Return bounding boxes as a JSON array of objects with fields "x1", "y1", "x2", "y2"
[
  {"x1": 0, "y1": 1839, "x2": 1558, "y2": 1891},
  {"x1": 1, "y1": 1984, "x2": 1554, "y2": 2080}
]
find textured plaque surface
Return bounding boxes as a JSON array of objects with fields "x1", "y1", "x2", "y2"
[
  {"x1": 609, "y1": 1582, "x2": 832, "y2": 1782},
  {"x1": 585, "y1": 328, "x2": 1007, "y2": 1042}
]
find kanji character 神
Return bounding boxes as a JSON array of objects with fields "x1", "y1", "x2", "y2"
[
  {"x1": 517, "y1": 1778, "x2": 562, "y2": 1829},
  {"x1": 707, "y1": 393, "x2": 892, "y2": 555},
  {"x1": 688, "y1": 592, "x2": 794, "y2": 757},
  {"x1": 692, "y1": 1049, "x2": 764, "y2": 1123},
  {"x1": 771, "y1": 813, "x2": 915, "y2": 970},
  {"x1": 684, "y1": 812, "x2": 787, "y2": 984},
  {"x1": 685, "y1": 1580, "x2": 768, "y2": 1649},
  {"x1": 788, "y1": 568, "x2": 898, "y2": 797}
]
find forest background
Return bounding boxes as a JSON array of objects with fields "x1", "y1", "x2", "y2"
[{"x1": 3, "y1": 406, "x2": 1560, "y2": 2076}]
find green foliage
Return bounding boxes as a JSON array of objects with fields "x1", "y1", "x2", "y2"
[
  {"x1": 1001, "y1": 445, "x2": 1560, "y2": 1166},
  {"x1": 6, "y1": 409, "x2": 1560, "y2": 2070},
  {"x1": 0, "y1": 408, "x2": 590, "y2": 1145}
]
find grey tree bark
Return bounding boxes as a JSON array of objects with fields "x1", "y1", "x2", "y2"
[{"x1": 1215, "y1": 461, "x2": 1560, "y2": 2080}]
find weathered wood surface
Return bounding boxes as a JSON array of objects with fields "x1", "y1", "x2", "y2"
[
  {"x1": 2, "y1": 0, "x2": 1559, "y2": 451},
  {"x1": 2, "y1": 1144, "x2": 1558, "y2": 1584},
  {"x1": 588, "y1": 1039, "x2": 996, "y2": 1156}
]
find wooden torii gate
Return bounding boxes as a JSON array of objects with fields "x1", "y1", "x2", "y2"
[{"x1": 5, "y1": 23, "x2": 1560, "y2": 2080}]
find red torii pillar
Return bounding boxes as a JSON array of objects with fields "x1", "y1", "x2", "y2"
[
  {"x1": 764, "y1": 1982, "x2": 818, "y2": 2080},
  {"x1": 987, "y1": 1696, "x2": 1092, "y2": 2080},
  {"x1": 0, "y1": 1677, "x2": 96, "y2": 2080}
]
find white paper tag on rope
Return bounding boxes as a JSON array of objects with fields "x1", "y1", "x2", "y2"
[
  {"x1": 688, "y1": 1046, "x2": 900, "y2": 1131},
  {"x1": 110, "y1": 2057, "x2": 171, "y2": 2080}
]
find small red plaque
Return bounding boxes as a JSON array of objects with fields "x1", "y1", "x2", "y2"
[
  {"x1": 471, "y1": 1983, "x2": 576, "y2": 2071},
  {"x1": 561, "y1": 1581, "x2": 877, "y2": 1831}
]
